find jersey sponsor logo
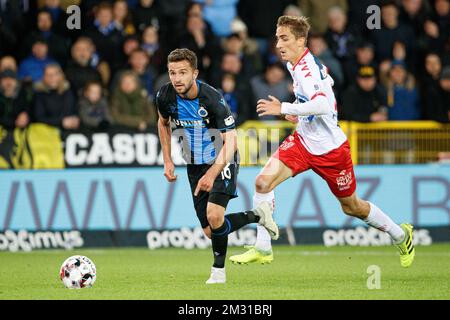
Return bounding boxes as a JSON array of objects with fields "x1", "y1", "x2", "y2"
[
  {"x1": 336, "y1": 169, "x2": 353, "y2": 190},
  {"x1": 172, "y1": 119, "x2": 209, "y2": 127},
  {"x1": 224, "y1": 115, "x2": 235, "y2": 126},
  {"x1": 197, "y1": 106, "x2": 208, "y2": 117}
]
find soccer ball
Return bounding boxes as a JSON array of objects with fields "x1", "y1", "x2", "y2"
[{"x1": 59, "y1": 255, "x2": 96, "y2": 289}]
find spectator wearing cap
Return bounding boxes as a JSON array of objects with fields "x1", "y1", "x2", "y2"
[
  {"x1": 423, "y1": 65, "x2": 450, "y2": 123},
  {"x1": 33, "y1": 63, "x2": 79, "y2": 130},
  {"x1": 340, "y1": 65, "x2": 388, "y2": 122},
  {"x1": 250, "y1": 61, "x2": 294, "y2": 120},
  {"x1": 0, "y1": 69, "x2": 30, "y2": 130},
  {"x1": 343, "y1": 40, "x2": 377, "y2": 86},
  {"x1": 18, "y1": 39, "x2": 57, "y2": 83},
  {"x1": 382, "y1": 59, "x2": 420, "y2": 120}
]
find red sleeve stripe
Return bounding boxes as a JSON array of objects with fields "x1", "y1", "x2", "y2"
[{"x1": 310, "y1": 92, "x2": 326, "y2": 100}]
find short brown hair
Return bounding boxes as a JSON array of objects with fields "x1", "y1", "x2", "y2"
[
  {"x1": 277, "y1": 15, "x2": 310, "y2": 39},
  {"x1": 167, "y1": 48, "x2": 198, "y2": 70}
]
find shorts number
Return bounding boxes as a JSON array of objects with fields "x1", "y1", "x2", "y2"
[{"x1": 221, "y1": 163, "x2": 231, "y2": 180}]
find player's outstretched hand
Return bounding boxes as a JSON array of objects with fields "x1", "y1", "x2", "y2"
[
  {"x1": 164, "y1": 162, "x2": 177, "y2": 182},
  {"x1": 194, "y1": 173, "x2": 215, "y2": 196},
  {"x1": 257, "y1": 95, "x2": 282, "y2": 117}
]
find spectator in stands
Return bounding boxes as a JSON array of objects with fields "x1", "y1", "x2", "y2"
[
  {"x1": 421, "y1": 52, "x2": 443, "y2": 92},
  {"x1": 194, "y1": 0, "x2": 238, "y2": 38},
  {"x1": 18, "y1": 38, "x2": 57, "y2": 83},
  {"x1": 343, "y1": 41, "x2": 377, "y2": 86},
  {"x1": 370, "y1": 0, "x2": 416, "y2": 63},
  {"x1": 113, "y1": 0, "x2": 136, "y2": 36},
  {"x1": 110, "y1": 71, "x2": 156, "y2": 130},
  {"x1": 141, "y1": 25, "x2": 166, "y2": 75},
  {"x1": 340, "y1": 65, "x2": 387, "y2": 122},
  {"x1": 283, "y1": 4, "x2": 303, "y2": 17},
  {"x1": 78, "y1": 81, "x2": 112, "y2": 129},
  {"x1": 229, "y1": 18, "x2": 260, "y2": 62},
  {"x1": 298, "y1": 0, "x2": 348, "y2": 33},
  {"x1": 423, "y1": 65, "x2": 450, "y2": 123},
  {"x1": 219, "y1": 73, "x2": 239, "y2": 123},
  {"x1": 41, "y1": 0, "x2": 67, "y2": 37},
  {"x1": 132, "y1": 0, "x2": 161, "y2": 35},
  {"x1": 399, "y1": 0, "x2": 431, "y2": 36},
  {"x1": 383, "y1": 60, "x2": 420, "y2": 120},
  {"x1": 0, "y1": 56, "x2": 18, "y2": 73},
  {"x1": 111, "y1": 49, "x2": 156, "y2": 102},
  {"x1": 21, "y1": 10, "x2": 70, "y2": 67},
  {"x1": 250, "y1": 62, "x2": 293, "y2": 120},
  {"x1": 222, "y1": 33, "x2": 262, "y2": 78},
  {"x1": 33, "y1": 64, "x2": 79, "y2": 129},
  {"x1": 423, "y1": 0, "x2": 450, "y2": 54},
  {"x1": 177, "y1": 3, "x2": 220, "y2": 77},
  {"x1": 324, "y1": 5, "x2": 359, "y2": 64},
  {"x1": 237, "y1": 0, "x2": 292, "y2": 56},
  {"x1": 83, "y1": 2, "x2": 125, "y2": 73},
  {"x1": 64, "y1": 37, "x2": 105, "y2": 97},
  {"x1": 308, "y1": 33, "x2": 344, "y2": 89},
  {"x1": 0, "y1": 69, "x2": 30, "y2": 129},
  {"x1": 122, "y1": 35, "x2": 140, "y2": 60}
]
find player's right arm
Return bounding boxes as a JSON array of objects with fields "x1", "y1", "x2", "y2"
[{"x1": 157, "y1": 111, "x2": 177, "y2": 182}]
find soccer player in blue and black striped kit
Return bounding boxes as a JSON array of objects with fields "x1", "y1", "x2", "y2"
[{"x1": 156, "y1": 48, "x2": 279, "y2": 284}]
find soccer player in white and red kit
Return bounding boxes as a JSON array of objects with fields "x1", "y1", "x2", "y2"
[{"x1": 230, "y1": 16, "x2": 415, "y2": 267}]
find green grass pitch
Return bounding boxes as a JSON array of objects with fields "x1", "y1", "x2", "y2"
[{"x1": 1, "y1": 244, "x2": 449, "y2": 300}]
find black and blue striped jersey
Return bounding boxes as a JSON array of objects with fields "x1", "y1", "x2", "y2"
[{"x1": 156, "y1": 80, "x2": 237, "y2": 165}]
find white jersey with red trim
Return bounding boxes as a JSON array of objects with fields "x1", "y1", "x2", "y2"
[{"x1": 286, "y1": 48, "x2": 347, "y2": 155}]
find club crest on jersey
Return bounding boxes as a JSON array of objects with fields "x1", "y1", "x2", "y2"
[{"x1": 198, "y1": 106, "x2": 208, "y2": 117}]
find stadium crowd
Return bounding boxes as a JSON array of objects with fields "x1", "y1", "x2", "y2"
[{"x1": 0, "y1": 0, "x2": 449, "y2": 133}]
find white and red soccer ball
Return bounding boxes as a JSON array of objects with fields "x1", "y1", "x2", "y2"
[{"x1": 60, "y1": 255, "x2": 96, "y2": 289}]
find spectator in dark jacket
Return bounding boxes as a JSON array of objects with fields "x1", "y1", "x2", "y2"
[
  {"x1": 21, "y1": 10, "x2": 70, "y2": 67},
  {"x1": 83, "y1": 2, "x2": 125, "y2": 73},
  {"x1": 64, "y1": 37, "x2": 105, "y2": 96},
  {"x1": 340, "y1": 66, "x2": 388, "y2": 122},
  {"x1": 78, "y1": 81, "x2": 112, "y2": 129},
  {"x1": 33, "y1": 64, "x2": 79, "y2": 129},
  {"x1": 370, "y1": 1, "x2": 416, "y2": 63},
  {"x1": 133, "y1": 0, "x2": 161, "y2": 34},
  {"x1": 343, "y1": 40, "x2": 378, "y2": 86},
  {"x1": 0, "y1": 69, "x2": 30, "y2": 129},
  {"x1": 423, "y1": 65, "x2": 450, "y2": 123}
]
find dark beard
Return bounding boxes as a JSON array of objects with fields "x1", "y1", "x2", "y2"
[{"x1": 179, "y1": 80, "x2": 194, "y2": 97}]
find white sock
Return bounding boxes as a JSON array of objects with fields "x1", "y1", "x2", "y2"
[
  {"x1": 253, "y1": 191, "x2": 274, "y2": 252},
  {"x1": 364, "y1": 202, "x2": 405, "y2": 244}
]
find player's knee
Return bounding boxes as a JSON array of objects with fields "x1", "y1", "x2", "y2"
[
  {"x1": 255, "y1": 175, "x2": 273, "y2": 193},
  {"x1": 206, "y1": 210, "x2": 224, "y2": 229}
]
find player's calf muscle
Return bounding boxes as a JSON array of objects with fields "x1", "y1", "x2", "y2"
[{"x1": 338, "y1": 194, "x2": 370, "y2": 219}]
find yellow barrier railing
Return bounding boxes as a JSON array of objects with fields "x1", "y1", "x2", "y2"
[{"x1": 237, "y1": 120, "x2": 450, "y2": 165}]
